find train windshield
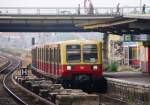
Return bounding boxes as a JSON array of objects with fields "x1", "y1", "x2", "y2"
[
  {"x1": 83, "y1": 44, "x2": 98, "y2": 63},
  {"x1": 66, "y1": 45, "x2": 81, "y2": 63}
]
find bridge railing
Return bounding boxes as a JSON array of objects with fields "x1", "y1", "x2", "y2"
[
  {"x1": 0, "y1": 7, "x2": 150, "y2": 16},
  {"x1": 121, "y1": 6, "x2": 150, "y2": 15},
  {"x1": 0, "y1": 7, "x2": 120, "y2": 16}
]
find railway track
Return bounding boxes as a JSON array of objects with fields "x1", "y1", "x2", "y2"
[
  {"x1": 0, "y1": 58, "x2": 24, "y2": 105},
  {"x1": 96, "y1": 93, "x2": 127, "y2": 105},
  {"x1": 0, "y1": 57, "x2": 52, "y2": 105},
  {"x1": 2, "y1": 56, "x2": 126, "y2": 105}
]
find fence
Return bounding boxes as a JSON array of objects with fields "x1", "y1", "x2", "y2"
[{"x1": 0, "y1": 6, "x2": 150, "y2": 16}]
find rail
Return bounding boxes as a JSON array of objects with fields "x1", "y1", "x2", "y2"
[
  {"x1": 0, "y1": 6, "x2": 149, "y2": 16},
  {"x1": 0, "y1": 60, "x2": 11, "y2": 73},
  {"x1": 2, "y1": 59, "x2": 28, "y2": 105}
]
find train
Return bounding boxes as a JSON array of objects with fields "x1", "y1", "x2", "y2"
[{"x1": 31, "y1": 40, "x2": 106, "y2": 91}]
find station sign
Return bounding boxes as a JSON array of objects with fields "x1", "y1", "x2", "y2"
[
  {"x1": 123, "y1": 34, "x2": 132, "y2": 42},
  {"x1": 132, "y1": 34, "x2": 150, "y2": 41},
  {"x1": 123, "y1": 42, "x2": 143, "y2": 47},
  {"x1": 123, "y1": 34, "x2": 150, "y2": 42},
  {"x1": 21, "y1": 68, "x2": 28, "y2": 76}
]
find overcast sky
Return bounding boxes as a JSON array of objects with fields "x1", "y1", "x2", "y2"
[{"x1": 0, "y1": 0, "x2": 149, "y2": 7}]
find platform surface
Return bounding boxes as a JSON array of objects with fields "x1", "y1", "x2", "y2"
[{"x1": 104, "y1": 72, "x2": 150, "y2": 85}]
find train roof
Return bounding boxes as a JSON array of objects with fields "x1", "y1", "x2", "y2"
[
  {"x1": 32, "y1": 40, "x2": 101, "y2": 49},
  {"x1": 51, "y1": 39, "x2": 101, "y2": 44},
  {"x1": 59, "y1": 39, "x2": 100, "y2": 44}
]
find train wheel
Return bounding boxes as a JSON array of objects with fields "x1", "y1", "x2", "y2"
[
  {"x1": 93, "y1": 77, "x2": 107, "y2": 93},
  {"x1": 62, "y1": 81, "x2": 70, "y2": 88},
  {"x1": 57, "y1": 78, "x2": 70, "y2": 88}
]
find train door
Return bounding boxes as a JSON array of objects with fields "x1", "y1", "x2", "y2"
[
  {"x1": 34, "y1": 48, "x2": 36, "y2": 68},
  {"x1": 39, "y1": 48, "x2": 42, "y2": 69},
  {"x1": 50, "y1": 48, "x2": 52, "y2": 74},
  {"x1": 52, "y1": 48, "x2": 55, "y2": 75},
  {"x1": 44, "y1": 48, "x2": 46, "y2": 71},
  {"x1": 148, "y1": 47, "x2": 150, "y2": 74},
  {"x1": 47, "y1": 48, "x2": 50, "y2": 73},
  {"x1": 54, "y1": 48, "x2": 57, "y2": 76},
  {"x1": 43, "y1": 48, "x2": 45, "y2": 72},
  {"x1": 47, "y1": 48, "x2": 49, "y2": 74},
  {"x1": 45, "y1": 47, "x2": 48, "y2": 73},
  {"x1": 36, "y1": 48, "x2": 39, "y2": 69},
  {"x1": 39, "y1": 48, "x2": 41, "y2": 69},
  {"x1": 40, "y1": 48, "x2": 42, "y2": 70},
  {"x1": 42, "y1": 48, "x2": 44, "y2": 71},
  {"x1": 57, "y1": 48, "x2": 61, "y2": 76},
  {"x1": 56, "y1": 47, "x2": 60, "y2": 76},
  {"x1": 41, "y1": 48, "x2": 43, "y2": 70},
  {"x1": 32, "y1": 49, "x2": 34, "y2": 67},
  {"x1": 45, "y1": 47, "x2": 47, "y2": 72},
  {"x1": 35, "y1": 48, "x2": 37, "y2": 68}
]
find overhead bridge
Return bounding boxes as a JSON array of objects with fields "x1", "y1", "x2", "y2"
[
  {"x1": 0, "y1": 7, "x2": 120, "y2": 32},
  {"x1": 0, "y1": 7, "x2": 150, "y2": 33},
  {"x1": 77, "y1": 6, "x2": 150, "y2": 34},
  {"x1": 0, "y1": 15, "x2": 119, "y2": 32}
]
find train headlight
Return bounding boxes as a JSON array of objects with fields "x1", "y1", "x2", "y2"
[
  {"x1": 93, "y1": 65, "x2": 98, "y2": 70},
  {"x1": 67, "y1": 65, "x2": 72, "y2": 71}
]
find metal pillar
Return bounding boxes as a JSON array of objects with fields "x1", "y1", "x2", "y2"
[{"x1": 103, "y1": 33, "x2": 109, "y2": 64}]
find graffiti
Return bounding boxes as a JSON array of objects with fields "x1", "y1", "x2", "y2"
[{"x1": 110, "y1": 40, "x2": 124, "y2": 63}]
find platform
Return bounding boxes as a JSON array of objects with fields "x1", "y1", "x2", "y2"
[
  {"x1": 104, "y1": 72, "x2": 150, "y2": 85},
  {"x1": 104, "y1": 71, "x2": 150, "y2": 104}
]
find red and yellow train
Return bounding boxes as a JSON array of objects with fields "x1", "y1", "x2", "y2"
[{"x1": 31, "y1": 40, "x2": 106, "y2": 91}]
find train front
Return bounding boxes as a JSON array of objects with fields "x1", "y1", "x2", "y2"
[{"x1": 60, "y1": 40, "x2": 106, "y2": 91}]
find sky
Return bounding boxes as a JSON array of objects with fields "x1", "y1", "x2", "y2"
[{"x1": 0, "y1": 0, "x2": 149, "y2": 7}]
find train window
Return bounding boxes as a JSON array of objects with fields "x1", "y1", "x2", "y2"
[
  {"x1": 83, "y1": 44, "x2": 98, "y2": 62},
  {"x1": 66, "y1": 45, "x2": 81, "y2": 63}
]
